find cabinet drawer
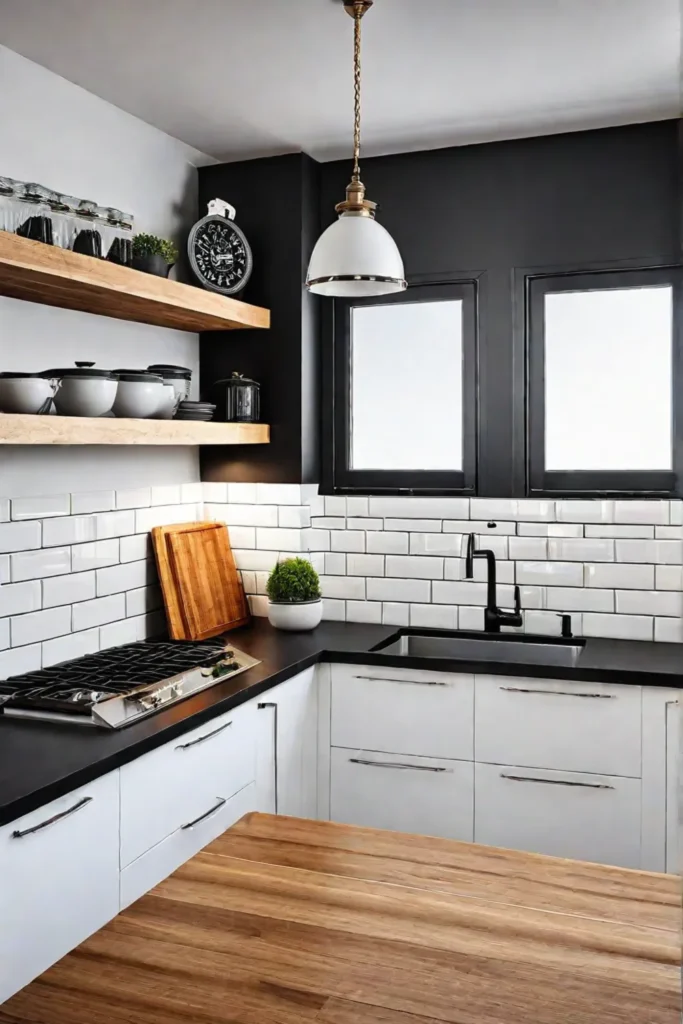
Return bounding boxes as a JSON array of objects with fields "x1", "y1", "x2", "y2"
[
  {"x1": 475, "y1": 675, "x2": 641, "y2": 777},
  {"x1": 120, "y1": 700, "x2": 257, "y2": 867},
  {"x1": 474, "y1": 761, "x2": 641, "y2": 868},
  {"x1": 120, "y1": 782, "x2": 258, "y2": 909},
  {"x1": 331, "y1": 663, "x2": 474, "y2": 759},
  {"x1": 330, "y1": 746, "x2": 473, "y2": 840},
  {"x1": 0, "y1": 771, "x2": 120, "y2": 1003}
]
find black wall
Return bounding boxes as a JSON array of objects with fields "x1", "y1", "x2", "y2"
[{"x1": 199, "y1": 121, "x2": 680, "y2": 488}]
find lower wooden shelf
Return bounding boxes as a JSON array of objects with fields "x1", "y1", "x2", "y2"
[{"x1": 0, "y1": 414, "x2": 270, "y2": 446}]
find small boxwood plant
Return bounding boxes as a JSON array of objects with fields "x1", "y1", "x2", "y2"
[
  {"x1": 133, "y1": 233, "x2": 179, "y2": 264},
  {"x1": 266, "y1": 557, "x2": 321, "y2": 603}
]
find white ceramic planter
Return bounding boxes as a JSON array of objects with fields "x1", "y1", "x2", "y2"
[{"x1": 267, "y1": 599, "x2": 323, "y2": 632}]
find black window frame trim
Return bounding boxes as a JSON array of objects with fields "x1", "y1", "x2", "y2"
[
  {"x1": 525, "y1": 263, "x2": 683, "y2": 498},
  {"x1": 322, "y1": 277, "x2": 480, "y2": 496}
]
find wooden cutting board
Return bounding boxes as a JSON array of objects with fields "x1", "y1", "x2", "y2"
[{"x1": 152, "y1": 521, "x2": 250, "y2": 640}]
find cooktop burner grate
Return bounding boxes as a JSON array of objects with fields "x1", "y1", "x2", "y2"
[{"x1": 0, "y1": 638, "x2": 230, "y2": 715}]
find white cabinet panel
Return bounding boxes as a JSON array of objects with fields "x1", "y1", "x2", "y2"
[
  {"x1": 0, "y1": 771, "x2": 120, "y2": 1003},
  {"x1": 255, "y1": 668, "x2": 318, "y2": 819},
  {"x1": 474, "y1": 761, "x2": 641, "y2": 868},
  {"x1": 120, "y1": 782, "x2": 258, "y2": 909},
  {"x1": 330, "y1": 746, "x2": 473, "y2": 841},
  {"x1": 331, "y1": 663, "x2": 474, "y2": 759},
  {"x1": 666, "y1": 698, "x2": 680, "y2": 873},
  {"x1": 120, "y1": 700, "x2": 257, "y2": 866},
  {"x1": 475, "y1": 675, "x2": 641, "y2": 777}
]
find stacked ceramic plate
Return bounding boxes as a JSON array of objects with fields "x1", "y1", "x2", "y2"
[{"x1": 174, "y1": 400, "x2": 216, "y2": 422}]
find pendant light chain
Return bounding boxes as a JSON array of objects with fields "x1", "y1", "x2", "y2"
[{"x1": 353, "y1": 6, "x2": 362, "y2": 181}]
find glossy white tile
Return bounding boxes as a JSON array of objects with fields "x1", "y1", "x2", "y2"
[
  {"x1": 43, "y1": 515, "x2": 96, "y2": 548},
  {"x1": 517, "y1": 523, "x2": 583, "y2": 537},
  {"x1": 366, "y1": 578, "x2": 431, "y2": 603},
  {"x1": 369, "y1": 497, "x2": 469, "y2": 520},
  {"x1": 613, "y1": 501, "x2": 669, "y2": 525},
  {"x1": 11, "y1": 606, "x2": 71, "y2": 647},
  {"x1": 279, "y1": 506, "x2": 312, "y2": 529},
  {"x1": 100, "y1": 618, "x2": 139, "y2": 649},
  {"x1": 12, "y1": 547, "x2": 71, "y2": 582},
  {"x1": 72, "y1": 594, "x2": 126, "y2": 632},
  {"x1": 0, "y1": 643, "x2": 41, "y2": 677},
  {"x1": 42, "y1": 572, "x2": 95, "y2": 609},
  {"x1": 615, "y1": 540, "x2": 682, "y2": 565},
  {"x1": 655, "y1": 618, "x2": 683, "y2": 642},
  {"x1": 585, "y1": 562, "x2": 654, "y2": 590},
  {"x1": 346, "y1": 601, "x2": 383, "y2": 624},
  {"x1": 256, "y1": 484, "x2": 304, "y2": 506},
  {"x1": 584, "y1": 524, "x2": 654, "y2": 539},
  {"x1": 368, "y1": 532, "x2": 409, "y2": 555},
  {"x1": 43, "y1": 628, "x2": 99, "y2": 667},
  {"x1": 71, "y1": 491, "x2": 115, "y2": 515},
  {"x1": 615, "y1": 590, "x2": 682, "y2": 617},
  {"x1": 115, "y1": 488, "x2": 151, "y2": 509},
  {"x1": 656, "y1": 566, "x2": 683, "y2": 590},
  {"x1": 96, "y1": 560, "x2": 152, "y2": 597},
  {"x1": 226, "y1": 483, "x2": 257, "y2": 503},
  {"x1": 382, "y1": 602, "x2": 410, "y2": 626},
  {"x1": 71, "y1": 540, "x2": 119, "y2": 573},
  {"x1": 384, "y1": 519, "x2": 443, "y2": 533},
  {"x1": 347, "y1": 554, "x2": 384, "y2": 577},
  {"x1": 508, "y1": 537, "x2": 548, "y2": 560},
  {"x1": 324, "y1": 553, "x2": 347, "y2": 575},
  {"x1": 556, "y1": 500, "x2": 613, "y2": 524},
  {"x1": 11, "y1": 495, "x2": 70, "y2": 520},
  {"x1": 150, "y1": 485, "x2": 181, "y2": 506},
  {"x1": 386, "y1": 555, "x2": 444, "y2": 580},
  {"x1": 516, "y1": 561, "x2": 583, "y2": 587},
  {"x1": 0, "y1": 581, "x2": 41, "y2": 617},
  {"x1": 0, "y1": 521, "x2": 41, "y2": 554},
  {"x1": 320, "y1": 576, "x2": 365, "y2": 600},
  {"x1": 322, "y1": 598, "x2": 346, "y2": 621},
  {"x1": 548, "y1": 538, "x2": 614, "y2": 562},
  {"x1": 582, "y1": 613, "x2": 653, "y2": 641},
  {"x1": 409, "y1": 603, "x2": 457, "y2": 629},
  {"x1": 324, "y1": 496, "x2": 347, "y2": 516},
  {"x1": 544, "y1": 587, "x2": 614, "y2": 613},
  {"x1": 330, "y1": 531, "x2": 366, "y2": 553}
]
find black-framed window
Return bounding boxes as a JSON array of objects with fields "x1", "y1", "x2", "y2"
[
  {"x1": 527, "y1": 266, "x2": 682, "y2": 497},
  {"x1": 325, "y1": 281, "x2": 478, "y2": 494}
]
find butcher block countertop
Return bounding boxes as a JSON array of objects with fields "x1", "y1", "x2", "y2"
[{"x1": 2, "y1": 814, "x2": 680, "y2": 1024}]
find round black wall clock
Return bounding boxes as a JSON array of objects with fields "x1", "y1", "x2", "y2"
[{"x1": 188, "y1": 199, "x2": 253, "y2": 296}]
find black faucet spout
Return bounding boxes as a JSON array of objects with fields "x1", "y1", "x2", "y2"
[{"x1": 465, "y1": 532, "x2": 523, "y2": 634}]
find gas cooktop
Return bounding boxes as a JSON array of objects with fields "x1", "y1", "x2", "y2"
[{"x1": 0, "y1": 638, "x2": 261, "y2": 729}]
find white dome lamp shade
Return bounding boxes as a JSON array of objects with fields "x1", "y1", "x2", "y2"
[{"x1": 306, "y1": 1, "x2": 406, "y2": 298}]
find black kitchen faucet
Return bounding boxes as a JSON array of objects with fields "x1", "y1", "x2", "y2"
[{"x1": 464, "y1": 533, "x2": 523, "y2": 633}]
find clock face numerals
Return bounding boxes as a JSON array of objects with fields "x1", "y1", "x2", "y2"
[{"x1": 190, "y1": 218, "x2": 252, "y2": 295}]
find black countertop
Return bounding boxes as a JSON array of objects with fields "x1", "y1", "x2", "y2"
[{"x1": 1, "y1": 619, "x2": 682, "y2": 827}]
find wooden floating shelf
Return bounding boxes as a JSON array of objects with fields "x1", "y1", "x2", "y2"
[
  {"x1": 0, "y1": 414, "x2": 270, "y2": 446},
  {"x1": 0, "y1": 231, "x2": 270, "y2": 332}
]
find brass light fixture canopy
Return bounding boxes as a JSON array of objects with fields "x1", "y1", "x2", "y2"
[{"x1": 306, "y1": 0, "x2": 406, "y2": 296}]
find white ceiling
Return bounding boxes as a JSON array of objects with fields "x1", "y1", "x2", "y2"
[{"x1": 0, "y1": 0, "x2": 680, "y2": 165}]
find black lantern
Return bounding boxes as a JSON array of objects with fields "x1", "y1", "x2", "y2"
[{"x1": 215, "y1": 372, "x2": 261, "y2": 423}]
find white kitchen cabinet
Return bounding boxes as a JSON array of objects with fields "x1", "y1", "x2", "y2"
[
  {"x1": 330, "y1": 746, "x2": 473, "y2": 840},
  {"x1": 120, "y1": 699, "x2": 258, "y2": 866},
  {"x1": 254, "y1": 668, "x2": 318, "y2": 818},
  {"x1": 330, "y1": 662, "x2": 474, "y2": 760},
  {"x1": 475, "y1": 675, "x2": 641, "y2": 778},
  {"x1": 642, "y1": 686, "x2": 680, "y2": 872},
  {"x1": 665, "y1": 698, "x2": 680, "y2": 873},
  {"x1": 0, "y1": 771, "x2": 120, "y2": 1003},
  {"x1": 474, "y1": 761, "x2": 642, "y2": 868}
]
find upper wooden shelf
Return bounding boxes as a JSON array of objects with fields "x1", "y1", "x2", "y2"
[
  {"x1": 0, "y1": 231, "x2": 270, "y2": 332},
  {"x1": 0, "y1": 414, "x2": 270, "y2": 446}
]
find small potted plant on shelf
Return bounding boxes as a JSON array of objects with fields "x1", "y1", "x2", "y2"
[
  {"x1": 132, "y1": 233, "x2": 178, "y2": 278},
  {"x1": 266, "y1": 557, "x2": 323, "y2": 632}
]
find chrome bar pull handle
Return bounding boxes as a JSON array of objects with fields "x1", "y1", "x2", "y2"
[
  {"x1": 181, "y1": 797, "x2": 227, "y2": 830},
  {"x1": 11, "y1": 796, "x2": 93, "y2": 838},
  {"x1": 176, "y1": 721, "x2": 232, "y2": 750},
  {"x1": 500, "y1": 773, "x2": 614, "y2": 790}
]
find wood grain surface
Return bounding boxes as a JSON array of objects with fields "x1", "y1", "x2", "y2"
[
  {"x1": 0, "y1": 414, "x2": 270, "y2": 446},
  {"x1": 0, "y1": 230, "x2": 270, "y2": 331},
  {"x1": 2, "y1": 814, "x2": 680, "y2": 1024},
  {"x1": 153, "y1": 521, "x2": 250, "y2": 640}
]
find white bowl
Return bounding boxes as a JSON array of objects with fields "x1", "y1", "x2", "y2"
[
  {"x1": 113, "y1": 380, "x2": 165, "y2": 419},
  {"x1": 53, "y1": 376, "x2": 117, "y2": 417},
  {"x1": 0, "y1": 375, "x2": 54, "y2": 414},
  {"x1": 267, "y1": 599, "x2": 323, "y2": 632},
  {"x1": 154, "y1": 383, "x2": 177, "y2": 419}
]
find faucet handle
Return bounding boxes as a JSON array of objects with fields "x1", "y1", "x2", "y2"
[
  {"x1": 556, "y1": 613, "x2": 573, "y2": 639},
  {"x1": 513, "y1": 585, "x2": 521, "y2": 615}
]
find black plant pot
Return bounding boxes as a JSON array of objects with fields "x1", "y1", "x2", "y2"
[{"x1": 132, "y1": 254, "x2": 172, "y2": 278}]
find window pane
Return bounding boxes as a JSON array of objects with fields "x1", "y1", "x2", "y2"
[
  {"x1": 544, "y1": 286, "x2": 672, "y2": 471},
  {"x1": 350, "y1": 300, "x2": 463, "y2": 470}
]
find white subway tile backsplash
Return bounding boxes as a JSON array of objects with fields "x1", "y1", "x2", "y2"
[
  {"x1": 545, "y1": 587, "x2": 614, "y2": 613},
  {"x1": 346, "y1": 497, "x2": 369, "y2": 517},
  {"x1": 226, "y1": 483, "x2": 257, "y2": 503},
  {"x1": 0, "y1": 499, "x2": 8, "y2": 523},
  {"x1": 0, "y1": 581, "x2": 41, "y2": 617},
  {"x1": 346, "y1": 601, "x2": 382, "y2": 624},
  {"x1": 655, "y1": 618, "x2": 683, "y2": 642},
  {"x1": 410, "y1": 533, "x2": 464, "y2": 557},
  {"x1": 71, "y1": 540, "x2": 119, "y2": 573},
  {"x1": 370, "y1": 498, "x2": 469, "y2": 520},
  {"x1": 615, "y1": 540, "x2": 682, "y2": 565},
  {"x1": 322, "y1": 599, "x2": 346, "y2": 621},
  {"x1": 207, "y1": 503, "x2": 278, "y2": 528},
  {"x1": 97, "y1": 560, "x2": 152, "y2": 597},
  {"x1": 255, "y1": 527, "x2": 304, "y2": 552},
  {"x1": 232, "y1": 549, "x2": 279, "y2": 572},
  {"x1": 0, "y1": 556, "x2": 9, "y2": 584},
  {"x1": 347, "y1": 554, "x2": 384, "y2": 577},
  {"x1": 0, "y1": 643, "x2": 41, "y2": 677},
  {"x1": 584, "y1": 524, "x2": 654, "y2": 539},
  {"x1": 320, "y1": 576, "x2": 365, "y2": 600},
  {"x1": 655, "y1": 526, "x2": 682, "y2": 540},
  {"x1": 382, "y1": 602, "x2": 410, "y2": 626},
  {"x1": 470, "y1": 499, "x2": 554, "y2": 522},
  {"x1": 585, "y1": 563, "x2": 654, "y2": 590},
  {"x1": 516, "y1": 561, "x2": 583, "y2": 587},
  {"x1": 311, "y1": 517, "x2": 346, "y2": 530},
  {"x1": 11, "y1": 495, "x2": 70, "y2": 520},
  {"x1": 324, "y1": 496, "x2": 347, "y2": 516},
  {"x1": 615, "y1": 590, "x2": 682, "y2": 617},
  {"x1": 548, "y1": 538, "x2": 614, "y2": 562},
  {"x1": 43, "y1": 628, "x2": 100, "y2": 667},
  {"x1": 43, "y1": 515, "x2": 96, "y2": 547},
  {"x1": 444, "y1": 520, "x2": 517, "y2": 535},
  {"x1": 151, "y1": 485, "x2": 181, "y2": 506},
  {"x1": 257, "y1": 484, "x2": 303, "y2": 506},
  {"x1": 0, "y1": 521, "x2": 41, "y2": 554},
  {"x1": 125, "y1": 585, "x2": 163, "y2": 618},
  {"x1": 11, "y1": 606, "x2": 71, "y2": 647},
  {"x1": 97, "y1": 510, "x2": 136, "y2": 538},
  {"x1": 255, "y1": 572, "x2": 270, "y2": 596},
  {"x1": 614, "y1": 501, "x2": 669, "y2": 525},
  {"x1": 12, "y1": 547, "x2": 71, "y2": 582},
  {"x1": 226, "y1": 525, "x2": 256, "y2": 549},
  {"x1": 518, "y1": 586, "x2": 545, "y2": 610},
  {"x1": 386, "y1": 555, "x2": 444, "y2": 580},
  {"x1": 347, "y1": 518, "x2": 383, "y2": 531},
  {"x1": 656, "y1": 566, "x2": 683, "y2": 591},
  {"x1": 433, "y1": 581, "x2": 490, "y2": 606},
  {"x1": 324, "y1": 553, "x2": 347, "y2": 575},
  {"x1": 72, "y1": 594, "x2": 126, "y2": 632},
  {"x1": 330, "y1": 531, "x2": 366, "y2": 553},
  {"x1": 556, "y1": 501, "x2": 613, "y2": 524},
  {"x1": 508, "y1": 537, "x2": 548, "y2": 561},
  {"x1": 307, "y1": 530, "x2": 331, "y2": 552},
  {"x1": 71, "y1": 491, "x2": 115, "y2": 515},
  {"x1": 180, "y1": 483, "x2": 204, "y2": 504},
  {"x1": 367, "y1": 578, "x2": 431, "y2": 603},
  {"x1": 100, "y1": 618, "x2": 139, "y2": 648},
  {"x1": 459, "y1": 606, "x2": 484, "y2": 630},
  {"x1": 279, "y1": 506, "x2": 311, "y2": 529},
  {"x1": 116, "y1": 488, "x2": 151, "y2": 509},
  {"x1": 671, "y1": 502, "x2": 683, "y2": 526},
  {"x1": 129, "y1": 610, "x2": 166, "y2": 639},
  {"x1": 384, "y1": 519, "x2": 443, "y2": 533},
  {"x1": 524, "y1": 610, "x2": 581, "y2": 637},
  {"x1": 368, "y1": 532, "x2": 409, "y2": 555},
  {"x1": 517, "y1": 523, "x2": 583, "y2": 537},
  {"x1": 583, "y1": 613, "x2": 653, "y2": 641},
  {"x1": 42, "y1": 572, "x2": 95, "y2": 609},
  {"x1": 134, "y1": 505, "x2": 190, "y2": 533},
  {"x1": 410, "y1": 604, "x2": 457, "y2": 629},
  {"x1": 119, "y1": 534, "x2": 152, "y2": 563},
  {"x1": 240, "y1": 571, "x2": 256, "y2": 595},
  {"x1": 0, "y1": 619, "x2": 8, "y2": 651},
  {"x1": 445, "y1": 558, "x2": 515, "y2": 584}
]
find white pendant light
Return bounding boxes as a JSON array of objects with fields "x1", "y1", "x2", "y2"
[{"x1": 306, "y1": 0, "x2": 406, "y2": 298}]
